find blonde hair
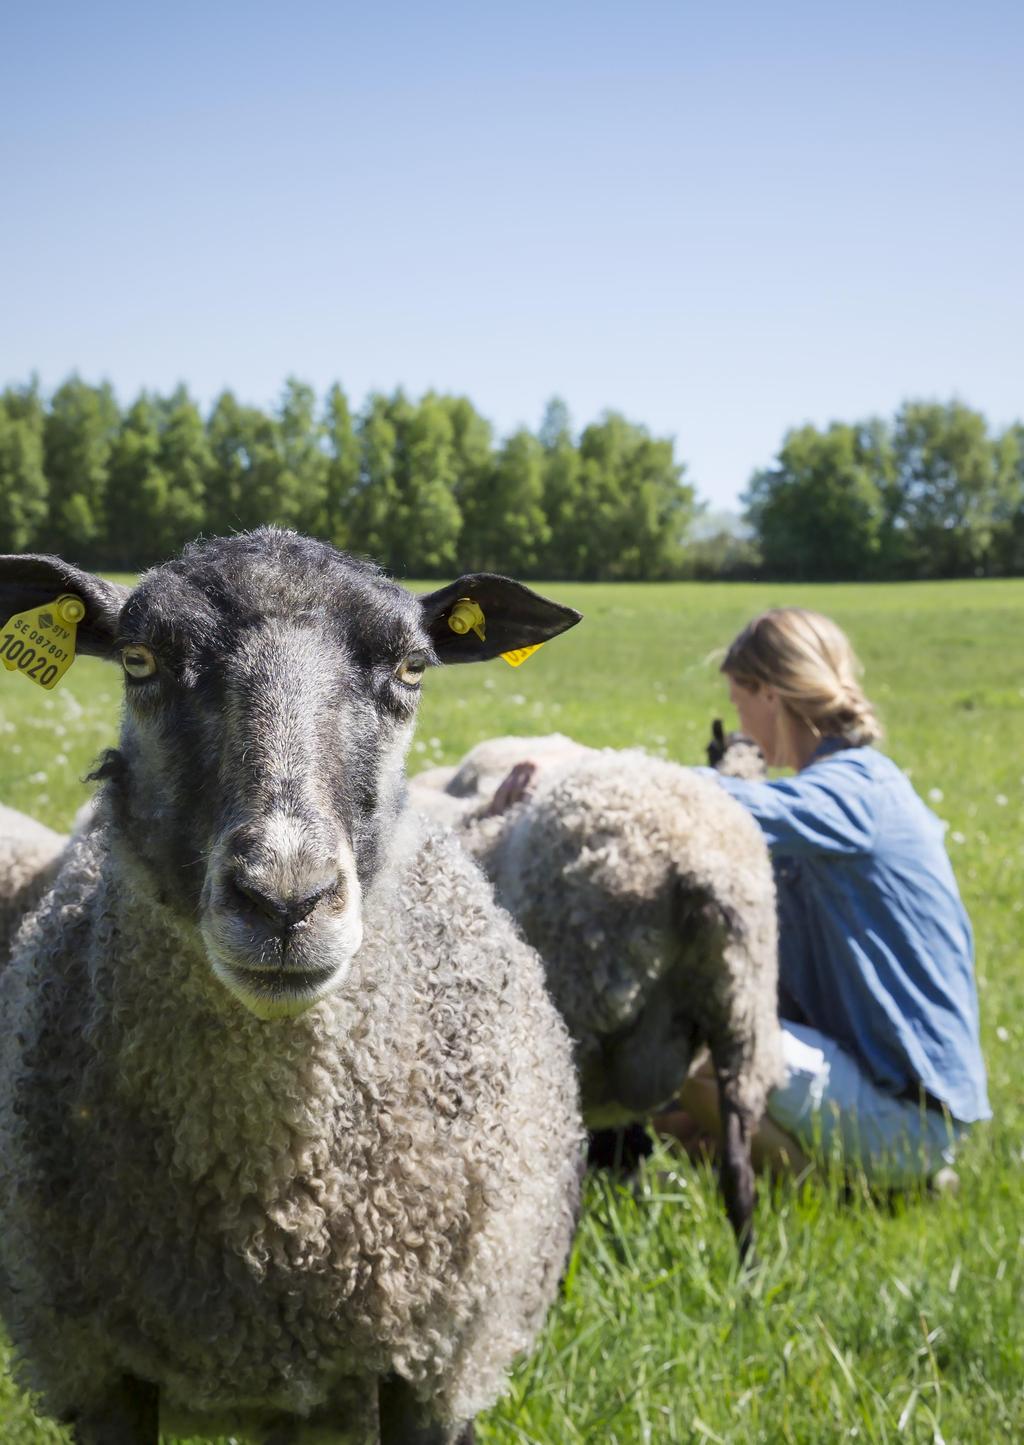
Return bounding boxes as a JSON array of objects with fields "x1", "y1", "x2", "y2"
[{"x1": 721, "y1": 608, "x2": 882, "y2": 747}]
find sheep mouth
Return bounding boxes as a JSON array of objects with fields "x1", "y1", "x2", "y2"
[
  {"x1": 230, "y1": 961, "x2": 338, "y2": 989},
  {"x1": 200, "y1": 906, "x2": 365, "y2": 1019},
  {"x1": 212, "y1": 958, "x2": 348, "y2": 1019}
]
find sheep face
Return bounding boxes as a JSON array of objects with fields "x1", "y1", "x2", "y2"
[
  {"x1": 0, "y1": 529, "x2": 582, "y2": 1021},
  {"x1": 108, "y1": 537, "x2": 434, "y2": 1018}
]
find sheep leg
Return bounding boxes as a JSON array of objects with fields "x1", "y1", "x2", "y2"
[
  {"x1": 714, "y1": 1068, "x2": 757, "y2": 1261},
  {"x1": 378, "y1": 1374, "x2": 472, "y2": 1444},
  {"x1": 70, "y1": 1374, "x2": 159, "y2": 1445}
]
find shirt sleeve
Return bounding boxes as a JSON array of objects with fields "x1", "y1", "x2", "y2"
[{"x1": 697, "y1": 766, "x2": 877, "y2": 857}]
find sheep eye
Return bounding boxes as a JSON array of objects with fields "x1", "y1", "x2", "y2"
[
  {"x1": 121, "y1": 645, "x2": 158, "y2": 680},
  {"x1": 394, "y1": 653, "x2": 427, "y2": 688}
]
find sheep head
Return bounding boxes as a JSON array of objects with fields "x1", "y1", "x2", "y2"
[{"x1": 0, "y1": 530, "x2": 581, "y2": 1020}]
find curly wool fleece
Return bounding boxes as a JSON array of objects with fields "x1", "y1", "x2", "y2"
[
  {"x1": 0, "y1": 804, "x2": 582, "y2": 1438},
  {"x1": 412, "y1": 739, "x2": 783, "y2": 1131},
  {"x1": 0, "y1": 803, "x2": 66, "y2": 969}
]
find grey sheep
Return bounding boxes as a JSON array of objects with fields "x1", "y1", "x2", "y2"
[
  {"x1": 0, "y1": 800, "x2": 98, "y2": 970},
  {"x1": 0, "y1": 531, "x2": 585, "y2": 1445},
  {"x1": 0, "y1": 803, "x2": 66, "y2": 968},
  {"x1": 411, "y1": 734, "x2": 783, "y2": 1253}
]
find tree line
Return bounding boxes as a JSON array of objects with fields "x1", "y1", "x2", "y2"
[
  {"x1": 742, "y1": 403, "x2": 1024, "y2": 580},
  {"x1": 0, "y1": 376, "x2": 1021, "y2": 580},
  {"x1": 0, "y1": 378, "x2": 694, "y2": 580}
]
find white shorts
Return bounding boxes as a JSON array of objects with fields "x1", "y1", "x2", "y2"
[{"x1": 765, "y1": 1021, "x2": 968, "y2": 1186}]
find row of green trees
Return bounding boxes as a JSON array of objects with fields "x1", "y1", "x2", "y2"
[
  {"x1": 742, "y1": 403, "x2": 1024, "y2": 580},
  {"x1": 0, "y1": 378, "x2": 695, "y2": 579},
  {"x1": 1, "y1": 377, "x2": 1021, "y2": 579}
]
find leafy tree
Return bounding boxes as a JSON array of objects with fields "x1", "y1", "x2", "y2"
[
  {"x1": 277, "y1": 378, "x2": 328, "y2": 535},
  {"x1": 990, "y1": 424, "x2": 1024, "y2": 575},
  {"x1": 464, "y1": 429, "x2": 550, "y2": 575},
  {"x1": 43, "y1": 377, "x2": 119, "y2": 563},
  {"x1": 157, "y1": 388, "x2": 212, "y2": 556},
  {"x1": 535, "y1": 398, "x2": 586, "y2": 578},
  {"x1": 442, "y1": 396, "x2": 492, "y2": 571},
  {"x1": 889, "y1": 402, "x2": 1008, "y2": 577},
  {"x1": 86, "y1": 387, "x2": 208, "y2": 567},
  {"x1": 348, "y1": 392, "x2": 404, "y2": 564},
  {"x1": 0, "y1": 383, "x2": 48, "y2": 553},
  {"x1": 743, "y1": 423, "x2": 886, "y2": 580},
  {"x1": 396, "y1": 393, "x2": 462, "y2": 575},
  {"x1": 323, "y1": 384, "x2": 359, "y2": 549},
  {"x1": 576, "y1": 413, "x2": 695, "y2": 580},
  {"x1": 347, "y1": 392, "x2": 464, "y2": 574},
  {"x1": 103, "y1": 396, "x2": 169, "y2": 568},
  {"x1": 206, "y1": 392, "x2": 288, "y2": 534}
]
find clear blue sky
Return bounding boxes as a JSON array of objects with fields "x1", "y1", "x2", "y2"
[{"x1": 3, "y1": 0, "x2": 1021, "y2": 508}]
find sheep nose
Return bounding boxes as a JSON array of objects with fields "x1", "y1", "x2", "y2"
[{"x1": 226, "y1": 873, "x2": 336, "y2": 934}]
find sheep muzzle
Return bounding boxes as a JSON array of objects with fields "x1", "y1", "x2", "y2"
[{"x1": 200, "y1": 816, "x2": 364, "y2": 1020}]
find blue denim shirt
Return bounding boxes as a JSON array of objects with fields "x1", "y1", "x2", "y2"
[{"x1": 701, "y1": 742, "x2": 990, "y2": 1123}]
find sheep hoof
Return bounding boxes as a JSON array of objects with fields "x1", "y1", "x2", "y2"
[
  {"x1": 587, "y1": 1123, "x2": 654, "y2": 1173},
  {"x1": 378, "y1": 1374, "x2": 465, "y2": 1444},
  {"x1": 69, "y1": 1375, "x2": 158, "y2": 1445}
]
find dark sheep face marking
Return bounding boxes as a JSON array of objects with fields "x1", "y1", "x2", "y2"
[{"x1": 109, "y1": 534, "x2": 431, "y2": 1018}]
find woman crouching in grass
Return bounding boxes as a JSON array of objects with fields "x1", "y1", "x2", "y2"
[{"x1": 670, "y1": 607, "x2": 991, "y2": 1189}]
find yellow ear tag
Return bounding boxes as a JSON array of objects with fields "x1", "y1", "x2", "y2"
[
  {"x1": 500, "y1": 643, "x2": 544, "y2": 667},
  {"x1": 0, "y1": 593, "x2": 84, "y2": 690},
  {"x1": 447, "y1": 598, "x2": 487, "y2": 642}
]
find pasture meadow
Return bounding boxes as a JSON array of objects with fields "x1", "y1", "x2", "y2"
[{"x1": 1, "y1": 577, "x2": 1022, "y2": 1443}]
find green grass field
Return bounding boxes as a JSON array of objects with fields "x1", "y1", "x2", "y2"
[{"x1": 1, "y1": 578, "x2": 1022, "y2": 1443}]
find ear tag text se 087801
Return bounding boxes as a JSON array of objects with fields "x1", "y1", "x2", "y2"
[
  {"x1": 0, "y1": 594, "x2": 84, "y2": 690},
  {"x1": 446, "y1": 598, "x2": 545, "y2": 667}
]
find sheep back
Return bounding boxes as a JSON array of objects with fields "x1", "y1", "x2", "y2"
[
  {"x1": 453, "y1": 749, "x2": 783, "y2": 1129},
  {"x1": 0, "y1": 804, "x2": 67, "y2": 972}
]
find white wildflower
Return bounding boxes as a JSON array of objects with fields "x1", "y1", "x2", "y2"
[
  {"x1": 995, "y1": 794, "x2": 1008, "y2": 806},
  {"x1": 928, "y1": 787, "x2": 944, "y2": 803},
  {"x1": 950, "y1": 831, "x2": 966, "y2": 844},
  {"x1": 996, "y1": 1027, "x2": 1009, "y2": 1043},
  {"x1": 28, "y1": 771, "x2": 47, "y2": 784}
]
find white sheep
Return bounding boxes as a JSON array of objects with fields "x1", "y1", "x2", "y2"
[
  {"x1": 0, "y1": 531, "x2": 585, "y2": 1445},
  {"x1": 411, "y1": 734, "x2": 783, "y2": 1253}
]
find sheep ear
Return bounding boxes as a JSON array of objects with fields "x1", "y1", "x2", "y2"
[
  {"x1": 419, "y1": 574, "x2": 582, "y2": 665},
  {"x1": 0, "y1": 554, "x2": 130, "y2": 659}
]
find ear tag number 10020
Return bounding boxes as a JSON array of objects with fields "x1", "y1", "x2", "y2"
[{"x1": 0, "y1": 594, "x2": 85, "y2": 690}]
